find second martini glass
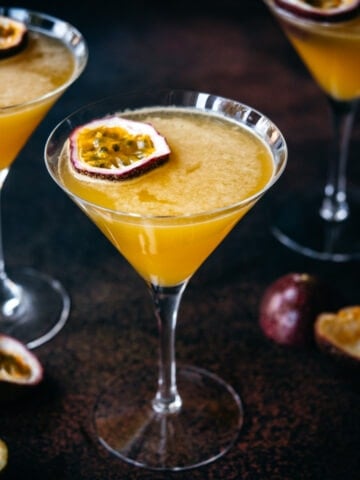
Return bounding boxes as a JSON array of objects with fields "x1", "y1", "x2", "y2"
[
  {"x1": 264, "y1": 0, "x2": 360, "y2": 261},
  {"x1": 0, "y1": 7, "x2": 88, "y2": 349},
  {"x1": 45, "y1": 89, "x2": 287, "y2": 470}
]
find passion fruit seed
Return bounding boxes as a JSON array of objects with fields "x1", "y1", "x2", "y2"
[
  {"x1": 274, "y1": 0, "x2": 360, "y2": 21},
  {"x1": 0, "y1": 16, "x2": 28, "y2": 59},
  {"x1": 0, "y1": 438, "x2": 8, "y2": 472},
  {"x1": 315, "y1": 306, "x2": 360, "y2": 363},
  {"x1": 0, "y1": 334, "x2": 43, "y2": 385},
  {"x1": 69, "y1": 116, "x2": 171, "y2": 181}
]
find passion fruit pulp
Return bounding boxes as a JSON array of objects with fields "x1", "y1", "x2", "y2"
[
  {"x1": 0, "y1": 16, "x2": 28, "y2": 59},
  {"x1": 0, "y1": 334, "x2": 43, "y2": 385},
  {"x1": 69, "y1": 116, "x2": 171, "y2": 181},
  {"x1": 274, "y1": 0, "x2": 360, "y2": 22},
  {"x1": 315, "y1": 306, "x2": 360, "y2": 366}
]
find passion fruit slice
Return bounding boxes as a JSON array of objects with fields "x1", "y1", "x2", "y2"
[
  {"x1": 69, "y1": 116, "x2": 171, "y2": 181},
  {"x1": 315, "y1": 306, "x2": 360, "y2": 366},
  {"x1": 0, "y1": 16, "x2": 28, "y2": 59},
  {"x1": 274, "y1": 0, "x2": 360, "y2": 22},
  {"x1": 0, "y1": 334, "x2": 43, "y2": 386}
]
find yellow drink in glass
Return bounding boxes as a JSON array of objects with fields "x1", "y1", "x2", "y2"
[
  {"x1": 281, "y1": 15, "x2": 360, "y2": 101},
  {"x1": 0, "y1": 32, "x2": 76, "y2": 169},
  {"x1": 58, "y1": 108, "x2": 274, "y2": 285}
]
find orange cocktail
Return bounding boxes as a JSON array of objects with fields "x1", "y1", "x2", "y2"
[
  {"x1": 58, "y1": 107, "x2": 275, "y2": 286},
  {"x1": 281, "y1": 13, "x2": 360, "y2": 100},
  {"x1": 45, "y1": 90, "x2": 287, "y2": 471},
  {"x1": 263, "y1": 0, "x2": 360, "y2": 261},
  {"x1": 0, "y1": 25, "x2": 77, "y2": 169}
]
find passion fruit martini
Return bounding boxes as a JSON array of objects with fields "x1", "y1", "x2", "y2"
[
  {"x1": 0, "y1": 7, "x2": 88, "y2": 348},
  {"x1": 45, "y1": 90, "x2": 287, "y2": 471},
  {"x1": 264, "y1": 0, "x2": 360, "y2": 260}
]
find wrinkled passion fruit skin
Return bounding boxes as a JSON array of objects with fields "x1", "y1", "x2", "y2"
[
  {"x1": 259, "y1": 273, "x2": 337, "y2": 347},
  {"x1": 0, "y1": 16, "x2": 28, "y2": 59}
]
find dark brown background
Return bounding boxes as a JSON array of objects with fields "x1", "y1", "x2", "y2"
[{"x1": 1, "y1": 1, "x2": 359, "y2": 478}]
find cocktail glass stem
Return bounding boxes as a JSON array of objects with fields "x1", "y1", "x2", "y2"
[
  {"x1": 271, "y1": 95, "x2": 360, "y2": 260},
  {"x1": 0, "y1": 171, "x2": 23, "y2": 317},
  {"x1": 320, "y1": 98, "x2": 358, "y2": 222},
  {"x1": 0, "y1": 166, "x2": 70, "y2": 347},
  {"x1": 150, "y1": 282, "x2": 188, "y2": 414},
  {"x1": 94, "y1": 276, "x2": 244, "y2": 470}
]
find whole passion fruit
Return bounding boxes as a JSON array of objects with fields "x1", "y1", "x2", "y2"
[
  {"x1": 315, "y1": 306, "x2": 360, "y2": 367},
  {"x1": 259, "y1": 272, "x2": 335, "y2": 347},
  {"x1": 274, "y1": 0, "x2": 360, "y2": 22},
  {"x1": 69, "y1": 115, "x2": 171, "y2": 181},
  {"x1": 0, "y1": 16, "x2": 28, "y2": 59}
]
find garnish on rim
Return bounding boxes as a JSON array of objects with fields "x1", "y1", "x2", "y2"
[
  {"x1": 0, "y1": 16, "x2": 28, "y2": 59},
  {"x1": 274, "y1": 0, "x2": 360, "y2": 21},
  {"x1": 69, "y1": 116, "x2": 171, "y2": 180}
]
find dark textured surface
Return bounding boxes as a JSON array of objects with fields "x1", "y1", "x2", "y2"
[{"x1": 1, "y1": 1, "x2": 360, "y2": 478}]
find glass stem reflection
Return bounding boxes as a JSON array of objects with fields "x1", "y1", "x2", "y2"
[
  {"x1": 0, "y1": 169, "x2": 22, "y2": 318},
  {"x1": 320, "y1": 98, "x2": 358, "y2": 222},
  {"x1": 150, "y1": 282, "x2": 188, "y2": 414}
]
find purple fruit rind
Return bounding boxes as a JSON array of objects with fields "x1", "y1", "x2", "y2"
[
  {"x1": 72, "y1": 152, "x2": 170, "y2": 181},
  {"x1": 274, "y1": 0, "x2": 360, "y2": 22},
  {"x1": 259, "y1": 273, "x2": 333, "y2": 347}
]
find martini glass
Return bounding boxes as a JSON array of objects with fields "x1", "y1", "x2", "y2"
[
  {"x1": 0, "y1": 7, "x2": 88, "y2": 349},
  {"x1": 263, "y1": 0, "x2": 360, "y2": 261},
  {"x1": 44, "y1": 89, "x2": 287, "y2": 470}
]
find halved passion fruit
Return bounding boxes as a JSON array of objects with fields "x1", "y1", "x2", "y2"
[
  {"x1": 0, "y1": 16, "x2": 28, "y2": 59},
  {"x1": 69, "y1": 116, "x2": 171, "y2": 181},
  {"x1": 0, "y1": 334, "x2": 43, "y2": 386},
  {"x1": 274, "y1": 0, "x2": 360, "y2": 22},
  {"x1": 315, "y1": 306, "x2": 360, "y2": 366}
]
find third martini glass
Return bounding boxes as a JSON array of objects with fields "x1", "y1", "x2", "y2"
[
  {"x1": 45, "y1": 89, "x2": 287, "y2": 470},
  {"x1": 264, "y1": 0, "x2": 360, "y2": 261},
  {"x1": 0, "y1": 7, "x2": 88, "y2": 348}
]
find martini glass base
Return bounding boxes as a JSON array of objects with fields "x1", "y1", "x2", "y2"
[
  {"x1": 0, "y1": 267, "x2": 70, "y2": 349},
  {"x1": 94, "y1": 365, "x2": 243, "y2": 471},
  {"x1": 271, "y1": 191, "x2": 360, "y2": 262}
]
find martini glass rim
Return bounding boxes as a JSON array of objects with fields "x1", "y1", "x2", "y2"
[
  {"x1": 0, "y1": 6, "x2": 89, "y2": 112},
  {"x1": 44, "y1": 89, "x2": 288, "y2": 222}
]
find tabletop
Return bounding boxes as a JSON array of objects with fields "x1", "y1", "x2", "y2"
[{"x1": 1, "y1": 1, "x2": 359, "y2": 479}]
